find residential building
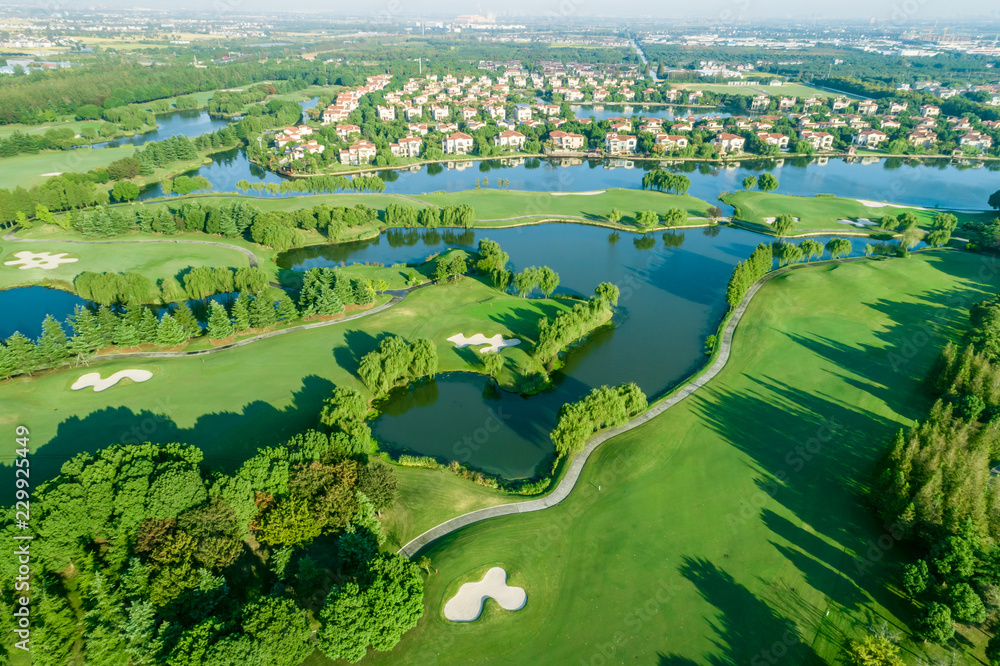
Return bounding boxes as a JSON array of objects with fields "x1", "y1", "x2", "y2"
[
  {"x1": 711, "y1": 132, "x2": 746, "y2": 153},
  {"x1": 442, "y1": 131, "x2": 474, "y2": 155},
  {"x1": 549, "y1": 130, "x2": 586, "y2": 151},
  {"x1": 605, "y1": 133, "x2": 637, "y2": 154},
  {"x1": 495, "y1": 129, "x2": 527, "y2": 151}
]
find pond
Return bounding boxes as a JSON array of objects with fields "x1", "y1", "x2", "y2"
[
  {"x1": 567, "y1": 104, "x2": 734, "y2": 121},
  {"x1": 0, "y1": 287, "x2": 240, "y2": 339},
  {"x1": 278, "y1": 223, "x2": 876, "y2": 479},
  {"x1": 89, "y1": 109, "x2": 232, "y2": 149}
]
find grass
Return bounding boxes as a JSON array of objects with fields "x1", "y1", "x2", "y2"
[
  {"x1": 0, "y1": 145, "x2": 140, "y2": 189},
  {"x1": 720, "y1": 190, "x2": 993, "y2": 235},
  {"x1": 338, "y1": 250, "x2": 996, "y2": 666},
  {"x1": 0, "y1": 277, "x2": 576, "y2": 485},
  {"x1": 0, "y1": 236, "x2": 252, "y2": 295},
  {"x1": 673, "y1": 81, "x2": 844, "y2": 99}
]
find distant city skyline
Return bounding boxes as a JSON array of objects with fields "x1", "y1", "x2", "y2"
[{"x1": 9, "y1": 0, "x2": 1000, "y2": 20}]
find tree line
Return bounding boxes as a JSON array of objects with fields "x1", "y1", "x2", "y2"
[
  {"x1": 725, "y1": 243, "x2": 773, "y2": 308},
  {"x1": 534, "y1": 284, "x2": 620, "y2": 366},
  {"x1": 358, "y1": 336, "x2": 439, "y2": 397},
  {"x1": 550, "y1": 383, "x2": 648, "y2": 457},
  {"x1": 0, "y1": 266, "x2": 379, "y2": 380},
  {"x1": 871, "y1": 294, "x2": 1000, "y2": 652}
]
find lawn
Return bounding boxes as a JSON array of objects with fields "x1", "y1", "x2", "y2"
[
  {"x1": 721, "y1": 190, "x2": 991, "y2": 235},
  {"x1": 0, "y1": 236, "x2": 252, "y2": 295},
  {"x1": 673, "y1": 81, "x2": 844, "y2": 99},
  {"x1": 339, "y1": 250, "x2": 995, "y2": 666},
  {"x1": 0, "y1": 277, "x2": 575, "y2": 485},
  {"x1": 419, "y1": 188, "x2": 713, "y2": 224},
  {"x1": 0, "y1": 144, "x2": 139, "y2": 189}
]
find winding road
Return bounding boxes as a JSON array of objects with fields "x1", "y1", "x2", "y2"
[{"x1": 397, "y1": 259, "x2": 864, "y2": 558}]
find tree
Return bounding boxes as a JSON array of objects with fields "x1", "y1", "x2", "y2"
[
  {"x1": 608, "y1": 208, "x2": 622, "y2": 223},
  {"x1": 481, "y1": 351, "x2": 503, "y2": 380},
  {"x1": 206, "y1": 301, "x2": 234, "y2": 340},
  {"x1": 989, "y1": 189, "x2": 1000, "y2": 210},
  {"x1": 276, "y1": 293, "x2": 299, "y2": 322},
  {"x1": 772, "y1": 214, "x2": 795, "y2": 238},
  {"x1": 801, "y1": 239, "x2": 823, "y2": 261},
  {"x1": 901, "y1": 560, "x2": 929, "y2": 597},
  {"x1": 758, "y1": 173, "x2": 779, "y2": 192},
  {"x1": 231, "y1": 293, "x2": 251, "y2": 332},
  {"x1": 155, "y1": 313, "x2": 189, "y2": 347},
  {"x1": 635, "y1": 210, "x2": 659, "y2": 230},
  {"x1": 948, "y1": 582, "x2": 987, "y2": 625},
  {"x1": 742, "y1": 176, "x2": 758, "y2": 191},
  {"x1": 844, "y1": 635, "x2": 904, "y2": 666},
  {"x1": 111, "y1": 181, "x2": 140, "y2": 203},
  {"x1": 663, "y1": 207, "x2": 687, "y2": 227},
  {"x1": 240, "y1": 597, "x2": 313, "y2": 666},
  {"x1": 918, "y1": 602, "x2": 954, "y2": 644},
  {"x1": 826, "y1": 238, "x2": 852, "y2": 259},
  {"x1": 249, "y1": 295, "x2": 277, "y2": 329},
  {"x1": 538, "y1": 267, "x2": 560, "y2": 297},
  {"x1": 36, "y1": 315, "x2": 69, "y2": 368}
]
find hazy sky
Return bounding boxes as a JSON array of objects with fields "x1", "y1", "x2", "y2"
[{"x1": 20, "y1": 0, "x2": 1000, "y2": 20}]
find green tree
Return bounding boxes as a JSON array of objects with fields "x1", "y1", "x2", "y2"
[
  {"x1": 36, "y1": 315, "x2": 69, "y2": 368},
  {"x1": 206, "y1": 301, "x2": 234, "y2": 340},
  {"x1": 240, "y1": 597, "x2": 313, "y2": 666},
  {"x1": 276, "y1": 293, "x2": 299, "y2": 322},
  {"x1": 901, "y1": 560, "x2": 929, "y2": 597},
  {"x1": 918, "y1": 602, "x2": 954, "y2": 644},
  {"x1": 758, "y1": 173, "x2": 779, "y2": 192},
  {"x1": 988, "y1": 189, "x2": 1000, "y2": 210},
  {"x1": 249, "y1": 295, "x2": 276, "y2": 329},
  {"x1": 538, "y1": 267, "x2": 560, "y2": 297},
  {"x1": 155, "y1": 313, "x2": 189, "y2": 347},
  {"x1": 742, "y1": 175, "x2": 758, "y2": 191},
  {"x1": 231, "y1": 293, "x2": 251, "y2": 332},
  {"x1": 481, "y1": 351, "x2": 503, "y2": 380},
  {"x1": 111, "y1": 181, "x2": 140, "y2": 202},
  {"x1": 608, "y1": 208, "x2": 622, "y2": 223},
  {"x1": 844, "y1": 635, "x2": 904, "y2": 666},
  {"x1": 772, "y1": 214, "x2": 795, "y2": 238},
  {"x1": 826, "y1": 238, "x2": 852, "y2": 259}
]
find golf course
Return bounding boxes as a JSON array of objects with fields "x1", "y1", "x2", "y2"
[{"x1": 347, "y1": 250, "x2": 996, "y2": 665}]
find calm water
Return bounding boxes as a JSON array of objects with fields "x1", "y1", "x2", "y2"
[
  {"x1": 279, "y1": 224, "x2": 874, "y2": 479},
  {"x1": 568, "y1": 104, "x2": 734, "y2": 121},
  {"x1": 0, "y1": 287, "x2": 239, "y2": 339},
  {"x1": 90, "y1": 109, "x2": 232, "y2": 149}
]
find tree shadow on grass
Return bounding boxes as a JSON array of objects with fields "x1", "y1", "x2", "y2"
[
  {"x1": 23, "y1": 374, "x2": 335, "y2": 485},
  {"x1": 658, "y1": 557, "x2": 824, "y2": 665}
]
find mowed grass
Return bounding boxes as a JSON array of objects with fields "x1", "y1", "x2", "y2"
[
  {"x1": 721, "y1": 190, "x2": 992, "y2": 235},
  {"x1": 0, "y1": 144, "x2": 139, "y2": 189},
  {"x1": 673, "y1": 81, "x2": 844, "y2": 99},
  {"x1": 0, "y1": 237, "x2": 251, "y2": 294},
  {"x1": 342, "y1": 251, "x2": 995, "y2": 666},
  {"x1": 419, "y1": 188, "x2": 713, "y2": 223},
  {"x1": 0, "y1": 277, "x2": 575, "y2": 484}
]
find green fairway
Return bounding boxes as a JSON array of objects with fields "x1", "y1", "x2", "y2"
[
  {"x1": 345, "y1": 251, "x2": 994, "y2": 665},
  {"x1": 0, "y1": 277, "x2": 577, "y2": 482},
  {"x1": 0, "y1": 145, "x2": 140, "y2": 190},
  {"x1": 419, "y1": 188, "x2": 712, "y2": 224},
  {"x1": 674, "y1": 81, "x2": 844, "y2": 99},
  {"x1": 0, "y1": 237, "x2": 252, "y2": 295},
  {"x1": 721, "y1": 190, "x2": 990, "y2": 235}
]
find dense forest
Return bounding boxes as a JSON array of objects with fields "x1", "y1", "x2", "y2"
[
  {"x1": 872, "y1": 293, "x2": 1000, "y2": 654},
  {"x1": 0, "y1": 421, "x2": 423, "y2": 664}
]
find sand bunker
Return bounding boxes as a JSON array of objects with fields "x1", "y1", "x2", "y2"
[
  {"x1": 5, "y1": 251, "x2": 78, "y2": 270},
  {"x1": 838, "y1": 218, "x2": 876, "y2": 227},
  {"x1": 72, "y1": 369, "x2": 153, "y2": 392},
  {"x1": 855, "y1": 199, "x2": 929, "y2": 211},
  {"x1": 762, "y1": 216, "x2": 800, "y2": 225},
  {"x1": 550, "y1": 190, "x2": 606, "y2": 196},
  {"x1": 443, "y1": 567, "x2": 526, "y2": 622},
  {"x1": 40, "y1": 172, "x2": 63, "y2": 177},
  {"x1": 447, "y1": 333, "x2": 520, "y2": 354}
]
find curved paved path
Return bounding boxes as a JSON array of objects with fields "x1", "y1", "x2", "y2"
[{"x1": 397, "y1": 258, "x2": 869, "y2": 558}]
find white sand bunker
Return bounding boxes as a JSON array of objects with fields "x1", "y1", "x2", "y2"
[
  {"x1": 448, "y1": 333, "x2": 520, "y2": 354},
  {"x1": 855, "y1": 199, "x2": 929, "y2": 211},
  {"x1": 40, "y1": 172, "x2": 63, "y2": 177},
  {"x1": 444, "y1": 567, "x2": 526, "y2": 622},
  {"x1": 551, "y1": 190, "x2": 606, "y2": 196},
  {"x1": 5, "y1": 251, "x2": 78, "y2": 270},
  {"x1": 72, "y1": 369, "x2": 153, "y2": 392}
]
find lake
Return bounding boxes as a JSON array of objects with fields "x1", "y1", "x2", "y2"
[{"x1": 278, "y1": 223, "x2": 875, "y2": 479}]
